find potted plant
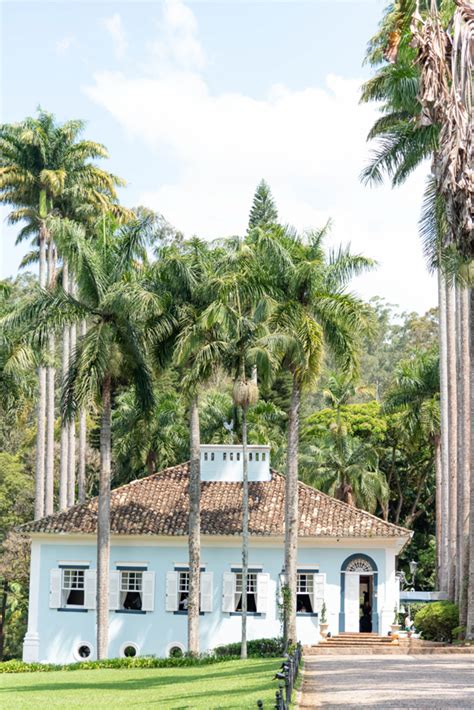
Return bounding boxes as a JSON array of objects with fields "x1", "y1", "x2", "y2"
[
  {"x1": 391, "y1": 606, "x2": 401, "y2": 638},
  {"x1": 319, "y1": 602, "x2": 329, "y2": 640}
]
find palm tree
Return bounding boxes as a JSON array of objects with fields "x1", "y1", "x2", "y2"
[
  {"x1": 164, "y1": 238, "x2": 221, "y2": 656},
  {"x1": 308, "y1": 435, "x2": 388, "y2": 512},
  {"x1": 3, "y1": 213, "x2": 162, "y2": 658},
  {"x1": 363, "y1": 0, "x2": 474, "y2": 622},
  {"x1": 201, "y1": 238, "x2": 275, "y2": 658},
  {"x1": 262, "y1": 224, "x2": 374, "y2": 646},
  {"x1": 0, "y1": 110, "x2": 126, "y2": 516}
]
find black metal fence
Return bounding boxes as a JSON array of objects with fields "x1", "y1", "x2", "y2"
[{"x1": 257, "y1": 641, "x2": 303, "y2": 709}]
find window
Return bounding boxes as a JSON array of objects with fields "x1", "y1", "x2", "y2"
[
  {"x1": 230, "y1": 452, "x2": 234, "y2": 461},
  {"x1": 166, "y1": 570, "x2": 213, "y2": 613},
  {"x1": 204, "y1": 452, "x2": 208, "y2": 461},
  {"x1": 62, "y1": 569, "x2": 85, "y2": 607},
  {"x1": 73, "y1": 642, "x2": 93, "y2": 661},
  {"x1": 223, "y1": 452, "x2": 227, "y2": 461},
  {"x1": 236, "y1": 452, "x2": 240, "y2": 461},
  {"x1": 249, "y1": 453, "x2": 253, "y2": 461},
  {"x1": 120, "y1": 642, "x2": 139, "y2": 658},
  {"x1": 262, "y1": 453, "x2": 266, "y2": 461},
  {"x1": 178, "y1": 570, "x2": 190, "y2": 610},
  {"x1": 235, "y1": 572, "x2": 257, "y2": 612},
  {"x1": 211, "y1": 452, "x2": 215, "y2": 461},
  {"x1": 120, "y1": 570, "x2": 143, "y2": 611},
  {"x1": 255, "y1": 452, "x2": 259, "y2": 461},
  {"x1": 297, "y1": 573, "x2": 314, "y2": 613}
]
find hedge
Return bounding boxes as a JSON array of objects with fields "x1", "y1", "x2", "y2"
[
  {"x1": 214, "y1": 637, "x2": 284, "y2": 658},
  {"x1": 0, "y1": 654, "x2": 237, "y2": 674},
  {"x1": 0, "y1": 637, "x2": 285, "y2": 673}
]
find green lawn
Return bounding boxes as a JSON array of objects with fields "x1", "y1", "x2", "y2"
[{"x1": 0, "y1": 658, "x2": 282, "y2": 710}]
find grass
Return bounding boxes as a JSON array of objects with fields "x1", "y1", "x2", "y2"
[{"x1": 0, "y1": 657, "x2": 282, "y2": 709}]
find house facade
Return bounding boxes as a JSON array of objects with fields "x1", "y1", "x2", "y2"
[{"x1": 22, "y1": 445, "x2": 410, "y2": 664}]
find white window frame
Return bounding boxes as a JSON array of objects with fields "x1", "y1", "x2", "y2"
[
  {"x1": 62, "y1": 568, "x2": 86, "y2": 608},
  {"x1": 119, "y1": 641, "x2": 140, "y2": 658},
  {"x1": 73, "y1": 641, "x2": 93, "y2": 661},
  {"x1": 119, "y1": 570, "x2": 144, "y2": 611},
  {"x1": 234, "y1": 571, "x2": 257, "y2": 612},
  {"x1": 297, "y1": 572, "x2": 315, "y2": 614}
]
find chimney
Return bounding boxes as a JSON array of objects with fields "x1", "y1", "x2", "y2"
[{"x1": 200, "y1": 444, "x2": 271, "y2": 482}]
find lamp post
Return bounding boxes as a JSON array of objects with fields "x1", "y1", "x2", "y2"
[{"x1": 409, "y1": 560, "x2": 418, "y2": 590}]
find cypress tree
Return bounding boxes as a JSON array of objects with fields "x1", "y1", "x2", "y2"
[{"x1": 248, "y1": 179, "x2": 278, "y2": 230}]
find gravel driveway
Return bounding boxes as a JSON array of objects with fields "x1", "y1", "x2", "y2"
[{"x1": 299, "y1": 655, "x2": 474, "y2": 708}]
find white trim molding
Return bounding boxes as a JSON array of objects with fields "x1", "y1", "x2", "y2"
[{"x1": 23, "y1": 540, "x2": 41, "y2": 662}]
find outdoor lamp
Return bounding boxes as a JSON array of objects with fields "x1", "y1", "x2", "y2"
[{"x1": 409, "y1": 560, "x2": 418, "y2": 575}]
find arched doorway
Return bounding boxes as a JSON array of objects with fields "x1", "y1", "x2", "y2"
[{"x1": 339, "y1": 554, "x2": 378, "y2": 633}]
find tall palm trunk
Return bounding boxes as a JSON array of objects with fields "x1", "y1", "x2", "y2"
[
  {"x1": 97, "y1": 372, "x2": 112, "y2": 659},
  {"x1": 438, "y1": 270, "x2": 449, "y2": 591},
  {"x1": 59, "y1": 261, "x2": 70, "y2": 510},
  {"x1": 465, "y1": 289, "x2": 474, "y2": 639},
  {"x1": 34, "y1": 219, "x2": 47, "y2": 520},
  {"x1": 188, "y1": 395, "x2": 201, "y2": 656},
  {"x1": 78, "y1": 320, "x2": 87, "y2": 503},
  {"x1": 285, "y1": 373, "x2": 300, "y2": 647},
  {"x1": 458, "y1": 287, "x2": 470, "y2": 620},
  {"x1": 241, "y1": 404, "x2": 249, "y2": 660},
  {"x1": 45, "y1": 240, "x2": 56, "y2": 516},
  {"x1": 446, "y1": 284, "x2": 458, "y2": 600},
  {"x1": 67, "y1": 275, "x2": 77, "y2": 507}
]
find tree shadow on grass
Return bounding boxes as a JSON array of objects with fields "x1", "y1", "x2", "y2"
[{"x1": 1, "y1": 660, "x2": 280, "y2": 702}]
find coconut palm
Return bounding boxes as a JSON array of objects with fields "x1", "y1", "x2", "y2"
[
  {"x1": 2, "y1": 213, "x2": 165, "y2": 658},
  {"x1": 0, "y1": 110, "x2": 127, "y2": 517}
]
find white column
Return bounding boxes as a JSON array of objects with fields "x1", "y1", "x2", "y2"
[
  {"x1": 23, "y1": 541, "x2": 41, "y2": 662},
  {"x1": 380, "y1": 548, "x2": 396, "y2": 635}
]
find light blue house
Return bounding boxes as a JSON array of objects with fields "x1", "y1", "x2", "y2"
[{"x1": 22, "y1": 445, "x2": 410, "y2": 663}]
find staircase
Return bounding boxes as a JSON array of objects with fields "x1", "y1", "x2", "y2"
[{"x1": 305, "y1": 633, "x2": 399, "y2": 655}]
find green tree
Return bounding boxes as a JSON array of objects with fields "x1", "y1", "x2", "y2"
[
  {"x1": 248, "y1": 179, "x2": 278, "y2": 230},
  {"x1": 3, "y1": 214, "x2": 163, "y2": 659},
  {"x1": 0, "y1": 110, "x2": 127, "y2": 518},
  {"x1": 263, "y1": 224, "x2": 374, "y2": 646}
]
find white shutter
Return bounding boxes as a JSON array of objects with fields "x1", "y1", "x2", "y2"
[
  {"x1": 222, "y1": 572, "x2": 236, "y2": 612},
  {"x1": 109, "y1": 571, "x2": 120, "y2": 610},
  {"x1": 49, "y1": 569, "x2": 62, "y2": 609},
  {"x1": 256, "y1": 572, "x2": 270, "y2": 613},
  {"x1": 200, "y1": 572, "x2": 213, "y2": 613},
  {"x1": 166, "y1": 571, "x2": 178, "y2": 612},
  {"x1": 142, "y1": 571, "x2": 155, "y2": 612},
  {"x1": 84, "y1": 569, "x2": 96, "y2": 610},
  {"x1": 313, "y1": 573, "x2": 325, "y2": 614}
]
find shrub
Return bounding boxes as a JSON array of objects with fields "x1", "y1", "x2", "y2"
[
  {"x1": 0, "y1": 654, "x2": 234, "y2": 674},
  {"x1": 214, "y1": 637, "x2": 284, "y2": 658},
  {"x1": 414, "y1": 601, "x2": 459, "y2": 642}
]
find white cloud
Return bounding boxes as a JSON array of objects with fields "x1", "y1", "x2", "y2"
[
  {"x1": 56, "y1": 36, "x2": 75, "y2": 55},
  {"x1": 146, "y1": 0, "x2": 206, "y2": 73},
  {"x1": 85, "y1": 1, "x2": 436, "y2": 314},
  {"x1": 102, "y1": 13, "x2": 127, "y2": 60}
]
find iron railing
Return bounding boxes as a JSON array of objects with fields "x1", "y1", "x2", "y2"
[{"x1": 257, "y1": 641, "x2": 303, "y2": 709}]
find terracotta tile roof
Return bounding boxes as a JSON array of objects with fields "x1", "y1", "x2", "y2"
[{"x1": 21, "y1": 463, "x2": 410, "y2": 538}]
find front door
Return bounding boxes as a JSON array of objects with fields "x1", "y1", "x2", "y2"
[{"x1": 345, "y1": 573, "x2": 360, "y2": 632}]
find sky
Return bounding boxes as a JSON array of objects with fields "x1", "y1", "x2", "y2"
[{"x1": 0, "y1": 0, "x2": 437, "y2": 314}]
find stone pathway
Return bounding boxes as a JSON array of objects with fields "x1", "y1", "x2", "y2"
[{"x1": 299, "y1": 654, "x2": 474, "y2": 708}]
